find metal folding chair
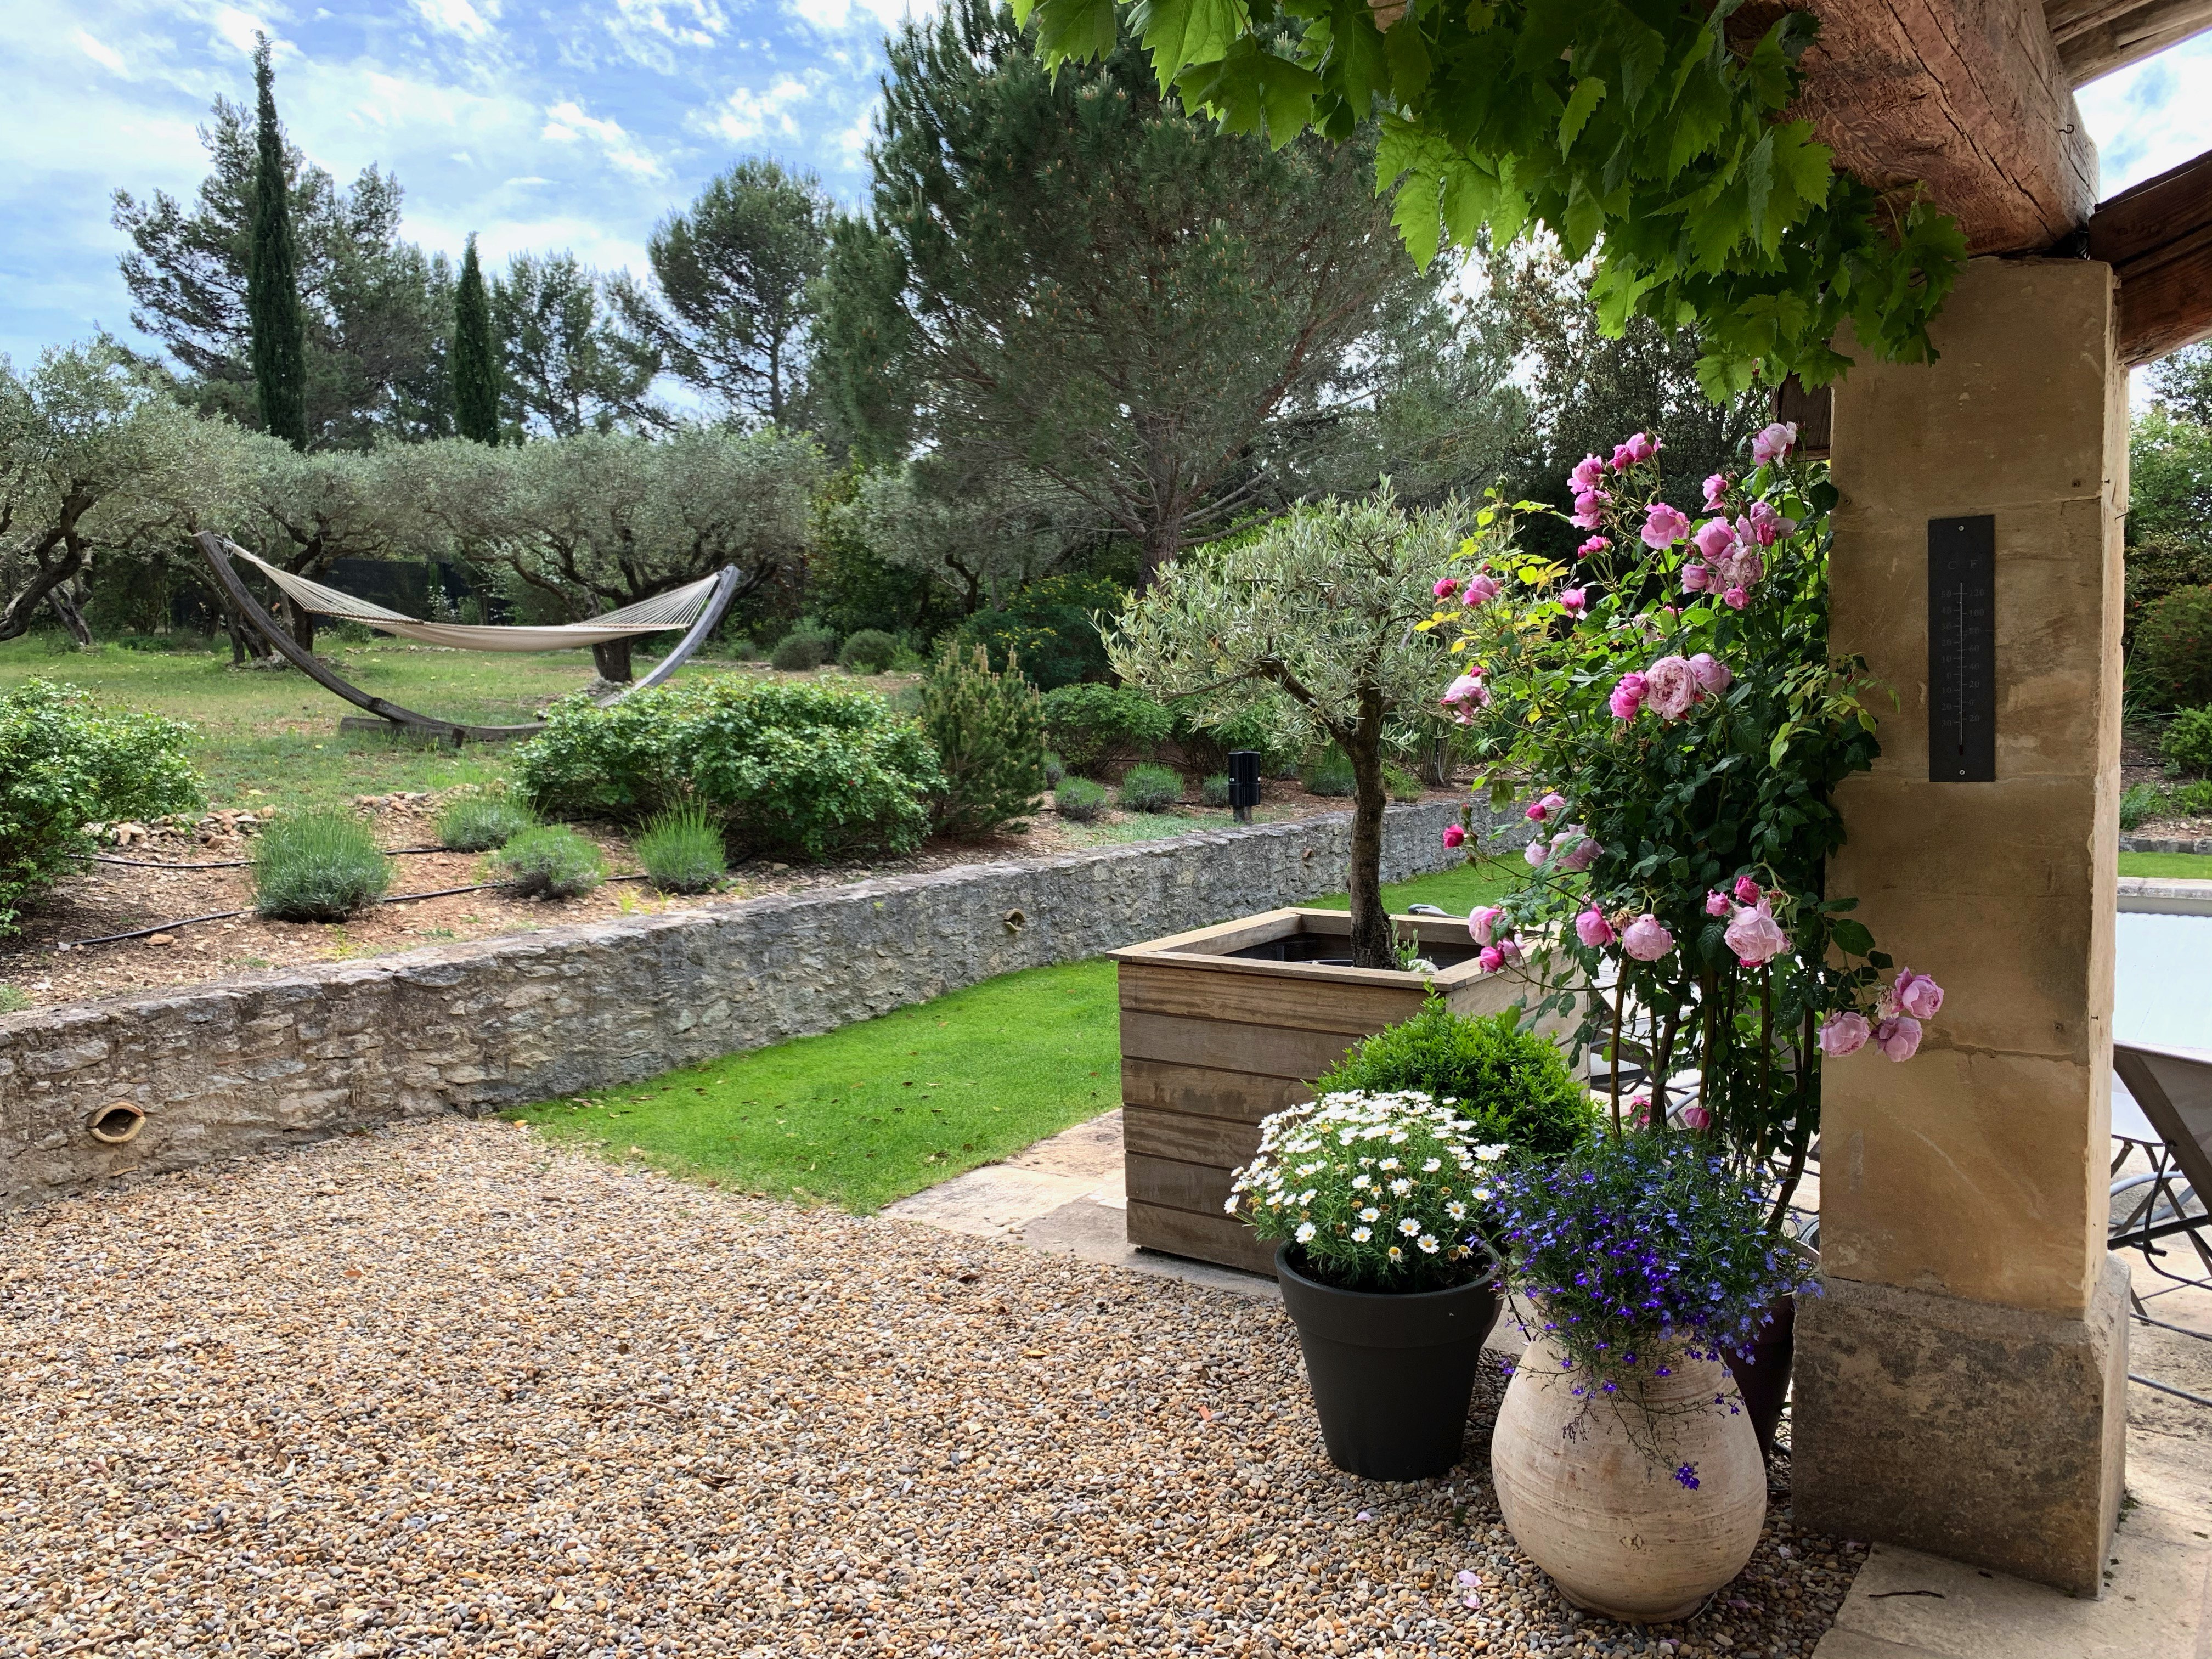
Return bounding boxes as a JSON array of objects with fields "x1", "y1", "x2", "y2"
[{"x1": 2109, "y1": 1041, "x2": 2212, "y2": 1406}]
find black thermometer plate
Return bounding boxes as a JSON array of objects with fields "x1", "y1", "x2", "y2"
[{"x1": 1927, "y1": 515, "x2": 1996, "y2": 783}]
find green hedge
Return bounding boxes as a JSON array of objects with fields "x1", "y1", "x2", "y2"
[
  {"x1": 516, "y1": 679, "x2": 944, "y2": 862},
  {"x1": 1040, "y1": 683, "x2": 1172, "y2": 774}
]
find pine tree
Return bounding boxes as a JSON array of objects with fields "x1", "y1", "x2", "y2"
[
  {"x1": 918, "y1": 644, "x2": 1047, "y2": 838},
  {"x1": 453, "y1": 234, "x2": 500, "y2": 443},
  {"x1": 245, "y1": 34, "x2": 308, "y2": 448}
]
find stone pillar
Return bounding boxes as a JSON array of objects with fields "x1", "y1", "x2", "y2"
[{"x1": 1793, "y1": 257, "x2": 2130, "y2": 1598}]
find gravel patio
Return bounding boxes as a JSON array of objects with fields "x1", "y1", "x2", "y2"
[{"x1": 0, "y1": 1121, "x2": 1859, "y2": 1659}]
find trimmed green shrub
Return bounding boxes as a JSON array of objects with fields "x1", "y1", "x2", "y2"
[
  {"x1": 1118, "y1": 763, "x2": 1182, "y2": 812},
  {"x1": 1383, "y1": 762, "x2": 1424, "y2": 803},
  {"x1": 952, "y1": 574, "x2": 1126, "y2": 691},
  {"x1": 515, "y1": 679, "x2": 943, "y2": 863},
  {"x1": 2164, "y1": 705, "x2": 2212, "y2": 776},
  {"x1": 1054, "y1": 777, "x2": 1109, "y2": 822},
  {"x1": 770, "y1": 624, "x2": 838, "y2": 672},
  {"x1": 0, "y1": 679, "x2": 200, "y2": 937},
  {"x1": 635, "y1": 807, "x2": 727, "y2": 893},
  {"x1": 495, "y1": 826, "x2": 606, "y2": 900},
  {"x1": 1312, "y1": 998, "x2": 1597, "y2": 1161},
  {"x1": 1043, "y1": 751, "x2": 1066, "y2": 788},
  {"x1": 1301, "y1": 748, "x2": 1357, "y2": 797},
  {"x1": 2135, "y1": 585, "x2": 2212, "y2": 710},
  {"x1": 254, "y1": 808, "x2": 391, "y2": 922},
  {"x1": 839, "y1": 629, "x2": 899, "y2": 674},
  {"x1": 2120, "y1": 782, "x2": 2164, "y2": 832},
  {"x1": 1200, "y1": 772, "x2": 1231, "y2": 807},
  {"x1": 1040, "y1": 682, "x2": 1173, "y2": 774},
  {"x1": 919, "y1": 646, "x2": 1047, "y2": 838},
  {"x1": 436, "y1": 792, "x2": 536, "y2": 851}
]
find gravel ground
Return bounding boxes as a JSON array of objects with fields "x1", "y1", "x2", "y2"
[{"x1": 0, "y1": 1120, "x2": 1859, "y2": 1658}]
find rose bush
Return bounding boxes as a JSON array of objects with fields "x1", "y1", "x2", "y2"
[{"x1": 1430, "y1": 426, "x2": 1948, "y2": 1223}]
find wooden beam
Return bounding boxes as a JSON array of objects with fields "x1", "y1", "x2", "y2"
[
  {"x1": 1741, "y1": 0, "x2": 2098, "y2": 253},
  {"x1": 2045, "y1": 0, "x2": 2212, "y2": 85},
  {"x1": 2087, "y1": 148, "x2": 2212, "y2": 365}
]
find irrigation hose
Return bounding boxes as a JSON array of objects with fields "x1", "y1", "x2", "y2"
[
  {"x1": 55, "y1": 874, "x2": 649, "y2": 951},
  {"x1": 75, "y1": 846, "x2": 452, "y2": 870}
]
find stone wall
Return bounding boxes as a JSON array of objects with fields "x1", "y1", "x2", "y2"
[{"x1": 0, "y1": 800, "x2": 1492, "y2": 1207}]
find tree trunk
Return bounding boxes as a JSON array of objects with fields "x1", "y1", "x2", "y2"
[
  {"x1": 1139, "y1": 518, "x2": 1182, "y2": 591},
  {"x1": 47, "y1": 583, "x2": 93, "y2": 648},
  {"x1": 1346, "y1": 697, "x2": 1395, "y2": 971},
  {"x1": 591, "y1": 637, "x2": 635, "y2": 684},
  {"x1": 283, "y1": 596, "x2": 317, "y2": 655}
]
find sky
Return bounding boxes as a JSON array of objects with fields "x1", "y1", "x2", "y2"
[{"x1": 3, "y1": 2, "x2": 2212, "y2": 375}]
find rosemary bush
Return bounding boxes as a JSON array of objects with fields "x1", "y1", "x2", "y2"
[
  {"x1": 494, "y1": 826, "x2": 606, "y2": 900},
  {"x1": 436, "y1": 792, "x2": 535, "y2": 852},
  {"x1": 635, "y1": 807, "x2": 727, "y2": 894},
  {"x1": 254, "y1": 808, "x2": 391, "y2": 922}
]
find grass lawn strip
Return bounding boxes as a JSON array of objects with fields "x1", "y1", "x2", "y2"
[
  {"x1": 515, "y1": 862, "x2": 1517, "y2": 1211},
  {"x1": 2119, "y1": 850, "x2": 2212, "y2": 880}
]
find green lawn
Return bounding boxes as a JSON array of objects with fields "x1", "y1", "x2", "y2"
[
  {"x1": 510, "y1": 861, "x2": 1503, "y2": 1210},
  {"x1": 2119, "y1": 850, "x2": 2212, "y2": 880}
]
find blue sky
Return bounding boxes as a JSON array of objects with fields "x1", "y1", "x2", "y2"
[{"x1": 1, "y1": 2, "x2": 2209, "y2": 374}]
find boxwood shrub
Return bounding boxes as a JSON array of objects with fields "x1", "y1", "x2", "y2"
[
  {"x1": 0, "y1": 679, "x2": 200, "y2": 936},
  {"x1": 1040, "y1": 683, "x2": 1172, "y2": 774},
  {"x1": 515, "y1": 679, "x2": 944, "y2": 862}
]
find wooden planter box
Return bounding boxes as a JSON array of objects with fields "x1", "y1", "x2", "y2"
[{"x1": 1111, "y1": 907, "x2": 1539, "y2": 1275}]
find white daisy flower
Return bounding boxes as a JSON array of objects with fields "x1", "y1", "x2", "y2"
[
  {"x1": 1422, "y1": 1158, "x2": 1442, "y2": 1173},
  {"x1": 1389, "y1": 1178, "x2": 1414, "y2": 1197},
  {"x1": 1418, "y1": 1235, "x2": 1440, "y2": 1254},
  {"x1": 1397, "y1": 1217, "x2": 1421, "y2": 1237},
  {"x1": 1295, "y1": 1221, "x2": 1316, "y2": 1243},
  {"x1": 1379, "y1": 1157, "x2": 1401, "y2": 1171},
  {"x1": 1387, "y1": 1245, "x2": 1404, "y2": 1261},
  {"x1": 1223, "y1": 1196, "x2": 1239, "y2": 1214},
  {"x1": 1350, "y1": 1227, "x2": 1372, "y2": 1242},
  {"x1": 1359, "y1": 1207, "x2": 1381, "y2": 1223}
]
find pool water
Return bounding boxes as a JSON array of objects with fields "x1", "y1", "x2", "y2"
[{"x1": 2115, "y1": 911, "x2": 2211, "y2": 1053}]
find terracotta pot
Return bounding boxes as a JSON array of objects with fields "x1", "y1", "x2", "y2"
[{"x1": 1491, "y1": 1336, "x2": 1765, "y2": 1622}]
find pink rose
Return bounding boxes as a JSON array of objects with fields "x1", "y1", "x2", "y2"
[
  {"x1": 1723, "y1": 586, "x2": 1750, "y2": 611},
  {"x1": 1577, "y1": 535, "x2": 1610, "y2": 558},
  {"x1": 1705, "y1": 890, "x2": 1730, "y2": 917},
  {"x1": 1569, "y1": 455, "x2": 1607, "y2": 492},
  {"x1": 1731, "y1": 875, "x2": 1760, "y2": 905},
  {"x1": 1688, "y1": 653, "x2": 1731, "y2": 695},
  {"x1": 1724, "y1": 901, "x2": 1788, "y2": 968},
  {"x1": 1468, "y1": 906, "x2": 1503, "y2": 946},
  {"x1": 1751, "y1": 421, "x2": 1797, "y2": 466},
  {"x1": 1628, "y1": 1091, "x2": 1652, "y2": 1127},
  {"x1": 1571, "y1": 491, "x2": 1609, "y2": 530},
  {"x1": 1644, "y1": 655, "x2": 1701, "y2": 720},
  {"x1": 1441, "y1": 823, "x2": 1465, "y2": 850},
  {"x1": 1556, "y1": 828, "x2": 1600, "y2": 872},
  {"x1": 1525, "y1": 791, "x2": 1566, "y2": 823},
  {"x1": 1560, "y1": 588, "x2": 1587, "y2": 617},
  {"x1": 1702, "y1": 472, "x2": 1730, "y2": 510},
  {"x1": 1681, "y1": 562, "x2": 1711, "y2": 594},
  {"x1": 1461, "y1": 573, "x2": 1502, "y2": 606},
  {"x1": 1681, "y1": 1104, "x2": 1713, "y2": 1132},
  {"x1": 1716, "y1": 546, "x2": 1764, "y2": 589},
  {"x1": 1574, "y1": 908, "x2": 1615, "y2": 949},
  {"x1": 1433, "y1": 577, "x2": 1462, "y2": 600},
  {"x1": 1893, "y1": 968, "x2": 1945, "y2": 1020},
  {"x1": 1523, "y1": 837, "x2": 1550, "y2": 868},
  {"x1": 1874, "y1": 1015, "x2": 1923, "y2": 1062},
  {"x1": 1608, "y1": 672, "x2": 1649, "y2": 720},
  {"x1": 1621, "y1": 913, "x2": 1674, "y2": 962},
  {"x1": 1818, "y1": 1011, "x2": 1871, "y2": 1057},
  {"x1": 1440, "y1": 672, "x2": 1491, "y2": 721},
  {"x1": 1612, "y1": 431, "x2": 1657, "y2": 469},
  {"x1": 1641, "y1": 503, "x2": 1690, "y2": 549},
  {"x1": 1498, "y1": 938, "x2": 1522, "y2": 962},
  {"x1": 1692, "y1": 517, "x2": 1736, "y2": 561},
  {"x1": 1742, "y1": 501, "x2": 1793, "y2": 547},
  {"x1": 1477, "y1": 945, "x2": 1505, "y2": 974}
]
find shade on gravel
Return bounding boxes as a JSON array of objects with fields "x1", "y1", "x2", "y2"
[{"x1": 0, "y1": 1121, "x2": 1858, "y2": 1658}]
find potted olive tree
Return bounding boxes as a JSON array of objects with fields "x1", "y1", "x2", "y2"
[{"x1": 1104, "y1": 494, "x2": 1534, "y2": 1272}]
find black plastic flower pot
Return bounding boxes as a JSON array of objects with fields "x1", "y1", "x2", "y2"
[
  {"x1": 1722, "y1": 1290, "x2": 1798, "y2": 1460},
  {"x1": 1275, "y1": 1245, "x2": 1504, "y2": 1481}
]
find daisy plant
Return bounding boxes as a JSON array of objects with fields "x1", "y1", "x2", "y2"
[{"x1": 1228, "y1": 1090, "x2": 1507, "y2": 1293}]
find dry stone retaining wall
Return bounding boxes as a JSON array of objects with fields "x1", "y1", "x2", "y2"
[{"x1": 1, "y1": 800, "x2": 1494, "y2": 1207}]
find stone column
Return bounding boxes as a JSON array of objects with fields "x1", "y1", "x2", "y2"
[{"x1": 1793, "y1": 256, "x2": 2130, "y2": 1598}]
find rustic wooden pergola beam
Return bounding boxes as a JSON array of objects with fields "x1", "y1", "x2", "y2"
[
  {"x1": 1770, "y1": 0, "x2": 2098, "y2": 255},
  {"x1": 2086, "y1": 148, "x2": 2212, "y2": 364},
  {"x1": 2044, "y1": 0, "x2": 2212, "y2": 85}
]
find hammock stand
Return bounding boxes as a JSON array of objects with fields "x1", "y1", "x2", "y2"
[{"x1": 194, "y1": 531, "x2": 742, "y2": 744}]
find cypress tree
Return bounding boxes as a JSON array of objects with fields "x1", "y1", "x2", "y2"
[
  {"x1": 246, "y1": 34, "x2": 308, "y2": 448},
  {"x1": 453, "y1": 234, "x2": 500, "y2": 443}
]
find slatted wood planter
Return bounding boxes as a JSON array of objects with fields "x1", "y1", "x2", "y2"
[{"x1": 1111, "y1": 907, "x2": 1537, "y2": 1275}]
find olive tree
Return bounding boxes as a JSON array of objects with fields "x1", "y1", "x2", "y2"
[
  {"x1": 0, "y1": 340, "x2": 262, "y2": 645},
  {"x1": 233, "y1": 444, "x2": 413, "y2": 651},
  {"x1": 1107, "y1": 494, "x2": 1465, "y2": 968},
  {"x1": 836, "y1": 463, "x2": 1093, "y2": 614}
]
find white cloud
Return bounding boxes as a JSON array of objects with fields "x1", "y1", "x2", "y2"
[
  {"x1": 540, "y1": 98, "x2": 669, "y2": 178},
  {"x1": 413, "y1": 0, "x2": 500, "y2": 42},
  {"x1": 208, "y1": 7, "x2": 267, "y2": 53},
  {"x1": 706, "y1": 77, "x2": 811, "y2": 142},
  {"x1": 612, "y1": 0, "x2": 727, "y2": 48},
  {"x1": 834, "y1": 104, "x2": 874, "y2": 168},
  {"x1": 2078, "y1": 37, "x2": 2212, "y2": 200},
  {"x1": 73, "y1": 30, "x2": 128, "y2": 75},
  {"x1": 784, "y1": 0, "x2": 919, "y2": 32}
]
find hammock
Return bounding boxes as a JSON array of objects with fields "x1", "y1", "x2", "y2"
[{"x1": 230, "y1": 545, "x2": 724, "y2": 652}]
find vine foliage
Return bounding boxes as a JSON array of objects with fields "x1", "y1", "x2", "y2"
[{"x1": 1011, "y1": 0, "x2": 1969, "y2": 398}]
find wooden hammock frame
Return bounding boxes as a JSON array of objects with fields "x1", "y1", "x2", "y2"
[{"x1": 194, "y1": 531, "x2": 743, "y2": 744}]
